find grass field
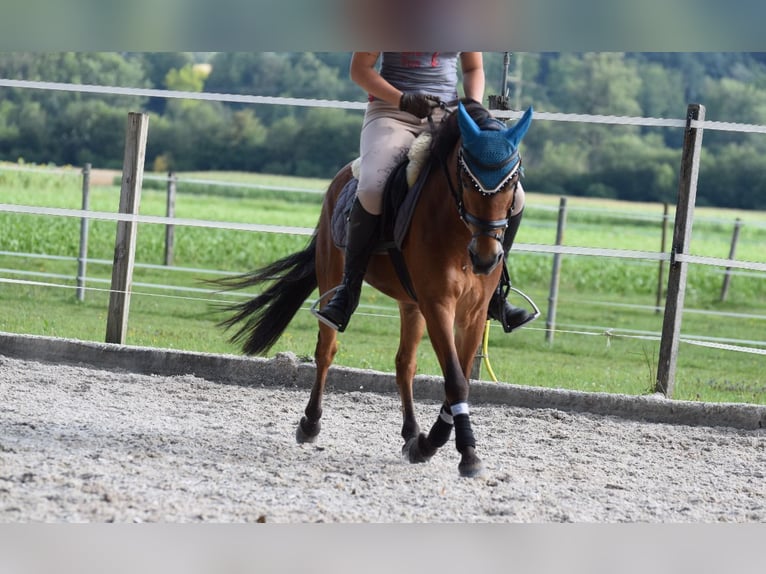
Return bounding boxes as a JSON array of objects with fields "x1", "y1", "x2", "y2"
[{"x1": 2, "y1": 163, "x2": 766, "y2": 405}]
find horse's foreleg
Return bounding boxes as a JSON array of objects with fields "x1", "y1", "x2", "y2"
[
  {"x1": 405, "y1": 305, "x2": 484, "y2": 477},
  {"x1": 395, "y1": 302, "x2": 425, "y2": 443},
  {"x1": 296, "y1": 322, "x2": 338, "y2": 443},
  {"x1": 450, "y1": 315, "x2": 488, "y2": 476},
  {"x1": 455, "y1": 315, "x2": 488, "y2": 381},
  {"x1": 440, "y1": 346, "x2": 484, "y2": 478},
  {"x1": 402, "y1": 306, "x2": 456, "y2": 464}
]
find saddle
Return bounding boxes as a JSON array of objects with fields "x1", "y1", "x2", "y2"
[{"x1": 331, "y1": 141, "x2": 433, "y2": 301}]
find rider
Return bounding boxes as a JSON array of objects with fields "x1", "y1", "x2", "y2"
[{"x1": 316, "y1": 52, "x2": 534, "y2": 334}]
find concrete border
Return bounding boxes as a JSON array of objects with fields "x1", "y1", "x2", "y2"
[{"x1": 1, "y1": 331, "x2": 764, "y2": 431}]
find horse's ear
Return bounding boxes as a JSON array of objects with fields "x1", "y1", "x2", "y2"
[
  {"x1": 457, "y1": 101, "x2": 481, "y2": 145},
  {"x1": 504, "y1": 106, "x2": 533, "y2": 148}
]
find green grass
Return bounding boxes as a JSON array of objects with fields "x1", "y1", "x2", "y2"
[{"x1": 1, "y1": 163, "x2": 765, "y2": 405}]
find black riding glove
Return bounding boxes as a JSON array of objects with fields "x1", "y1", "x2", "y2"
[{"x1": 399, "y1": 93, "x2": 441, "y2": 118}]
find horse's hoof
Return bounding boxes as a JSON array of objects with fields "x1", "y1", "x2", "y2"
[
  {"x1": 458, "y1": 457, "x2": 486, "y2": 478},
  {"x1": 402, "y1": 437, "x2": 427, "y2": 463},
  {"x1": 295, "y1": 416, "x2": 321, "y2": 444},
  {"x1": 402, "y1": 433, "x2": 434, "y2": 464}
]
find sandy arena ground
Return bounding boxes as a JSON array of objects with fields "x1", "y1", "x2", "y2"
[{"x1": 1, "y1": 353, "x2": 764, "y2": 523}]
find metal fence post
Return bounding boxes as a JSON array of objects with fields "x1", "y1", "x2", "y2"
[
  {"x1": 164, "y1": 172, "x2": 177, "y2": 266},
  {"x1": 76, "y1": 163, "x2": 91, "y2": 302},
  {"x1": 719, "y1": 218, "x2": 742, "y2": 302},
  {"x1": 655, "y1": 104, "x2": 705, "y2": 398},
  {"x1": 545, "y1": 197, "x2": 567, "y2": 345}
]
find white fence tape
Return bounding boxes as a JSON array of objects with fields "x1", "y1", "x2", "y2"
[
  {"x1": 0, "y1": 203, "x2": 313, "y2": 236},
  {"x1": 1, "y1": 78, "x2": 765, "y2": 359},
  {"x1": 5, "y1": 78, "x2": 766, "y2": 135}
]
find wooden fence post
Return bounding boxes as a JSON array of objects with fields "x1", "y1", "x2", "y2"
[
  {"x1": 719, "y1": 218, "x2": 742, "y2": 302},
  {"x1": 545, "y1": 197, "x2": 567, "y2": 345},
  {"x1": 164, "y1": 172, "x2": 177, "y2": 266},
  {"x1": 655, "y1": 104, "x2": 705, "y2": 398},
  {"x1": 655, "y1": 202, "x2": 669, "y2": 313},
  {"x1": 76, "y1": 163, "x2": 91, "y2": 302},
  {"x1": 471, "y1": 344, "x2": 483, "y2": 381},
  {"x1": 105, "y1": 112, "x2": 149, "y2": 345}
]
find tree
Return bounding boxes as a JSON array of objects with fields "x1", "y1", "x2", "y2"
[
  {"x1": 0, "y1": 53, "x2": 147, "y2": 111},
  {"x1": 699, "y1": 144, "x2": 766, "y2": 210},
  {"x1": 546, "y1": 53, "x2": 642, "y2": 116},
  {"x1": 3, "y1": 52, "x2": 766, "y2": 210},
  {"x1": 53, "y1": 100, "x2": 128, "y2": 167},
  {"x1": 165, "y1": 65, "x2": 207, "y2": 93},
  {"x1": 205, "y1": 52, "x2": 290, "y2": 97},
  {"x1": 0, "y1": 53, "x2": 148, "y2": 165},
  {"x1": 701, "y1": 77, "x2": 766, "y2": 149},
  {"x1": 589, "y1": 133, "x2": 678, "y2": 204},
  {"x1": 129, "y1": 52, "x2": 195, "y2": 114},
  {"x1": 131, "y1": 53, "x2": 194, "y2": 89},
  {"x1": 0, "y1": 101, "x2": 21, "y2": 160}
]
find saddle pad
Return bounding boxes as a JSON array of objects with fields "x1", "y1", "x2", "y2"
[
  {"x1": 331, "y1": 141, "x2": 432, "y2": 251},
  {"x1": 331, "y1": 177, "x2": 357, "y2": 249}
]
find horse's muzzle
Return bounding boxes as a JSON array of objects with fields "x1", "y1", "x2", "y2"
[{"x1": 468, "y1": 241, "x2": 503, "y2": 276}]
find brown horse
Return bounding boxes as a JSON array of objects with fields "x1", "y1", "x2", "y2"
[{"x1": 218, "y1": 99, "x2": 533, "y2": 477}]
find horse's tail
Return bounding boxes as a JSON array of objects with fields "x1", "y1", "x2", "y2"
[{"x1": 214, "y1": 234, "x2": 318, "y2": 355}]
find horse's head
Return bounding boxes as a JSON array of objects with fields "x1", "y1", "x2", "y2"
[{"x1": 455, "y1": 101, "x2": 533, "y2": 275}]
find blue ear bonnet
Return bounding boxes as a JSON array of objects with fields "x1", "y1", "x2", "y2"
[
  {"x1": 457, "y1": 103, "x2": 533, "y2": 192},
  {"x1": 460, "y1": 131, "x2": 519, "y2": 191}
]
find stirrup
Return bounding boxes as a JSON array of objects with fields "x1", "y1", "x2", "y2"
[
  {"x1": 311, "y1": 286, "x2": 345, "y2": 330},
  {"x1": 505, "y1": 286, "x2": 541, "y2": 332}
]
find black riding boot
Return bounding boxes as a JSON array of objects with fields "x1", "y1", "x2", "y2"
[
  {"x1": 487, "y1": 209, "x2": 536, "y2": 333},
  {"x1": 316, "y1": 198, "x2": 381, "y2": 332}
]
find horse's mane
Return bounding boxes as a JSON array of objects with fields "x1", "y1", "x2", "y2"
[{"x1": 429, "y1": 98, "x2": 498, "y2": 164}]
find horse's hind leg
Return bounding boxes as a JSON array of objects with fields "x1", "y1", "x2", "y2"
[
  {"x1": 395, "y1": 302, "x2": 426, "y2": 444},
  {"x1": 296, "y1": 322, "x2": 338, "y2": 443}
]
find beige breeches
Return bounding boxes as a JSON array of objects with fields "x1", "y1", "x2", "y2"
[
  {"x1": 356, "y1": 100, "x2": 443, "y2": 214},
  {"x1": 355, "y1": 99, "x2": 525, "y2": 216}
]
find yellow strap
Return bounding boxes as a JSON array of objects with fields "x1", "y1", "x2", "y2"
[{"x1": 481, "y1": 320, "x2": 498, "y2": 382}]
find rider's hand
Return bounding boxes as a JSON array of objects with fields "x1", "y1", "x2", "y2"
[{"x1": 399, "y1": 93, "x2": 441, "y2": 118}]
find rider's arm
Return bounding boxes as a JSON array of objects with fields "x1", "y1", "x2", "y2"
[
  {"x1": 460, "y1": 52, "x2": 485, "y2": 103},
  {"x1": 350, "y1": 52, "x2": 403, "y2": 106}
]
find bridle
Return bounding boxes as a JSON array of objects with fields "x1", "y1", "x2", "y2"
[{"x1": 442, "y1": 141, "x2": 522, "y2": 245}]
